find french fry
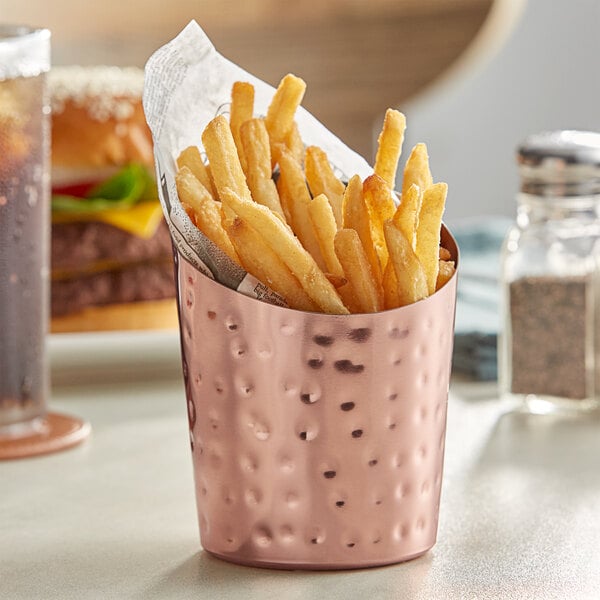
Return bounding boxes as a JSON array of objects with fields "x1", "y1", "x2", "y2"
[
  {"x1": 439, "y1": 247, "x2": 452, "y2": 261},
  {"x1": 402, "y1": 143, "x2": 433, "y2": 199},
  {"x1": 205, "y1": 164, "x2": 216, "y2": 197},
  {"x1": 177, "y1": 146, "x2": 217, "y2": 198},
  {"x1": 285, "y1": 121, "x2": 304, "y2": 165},
  {"x1": 175, "y1": 166, "x2": 238, "y2": 262},
  {"x1": 274, "y1": 177, "x2": 294, "y2": 226},
  {"x1": 392, "y1": 183, "x2": 422, "y2": 251},
  {"x1": 325, "y1": 273, "x2": 348, "y2": 289},
  {"x1": 305, "y1": 145, "x2": 345, "y2": 228},
  {"x1": 342, "y1": 174, "x2": 383, "y2": 292},
  {"x1": 307, "y1": 193, "x2": 344, "y2": 278},
  {"x1": 308, "y1": 193, "x2": 358, "y2": 311},
  {"x1": 362, "y1": 174, "x2": 396, "y2": 272},
  {"x1": 382, "y1": 261, "x2": 399, "y2": 310},
  {"x1": 240, "y1": 118, "x2": 285, "y2": 219},
  {"x1": 374, "y1": 109, "x2": 406, "y2": 189},
  {"x1": 220, "y1": 187, "x2": 349, "y2": 314},
  {"x1": 276, "y1": 146, "x2": 327, "y2": 271},
  {"x1": 271, "y1": 143, "x2": 294, "y2": 225},
  {"x1": 385, "y1": 184, "x2": 422, "y2": 311},
  {"x1": 229, "y1": 81, "x2": 255, "y2": 173},
  {"x1": 227, "y1": 216, "x2": 318, "y2": 312},
  {"x1": 416, "y1": 182, "x2": 448, "y2": 295},
  {"x1": 265, "y1": 74, "x2": 306, "y2": 164},
  {"x1": 436, "y1": 260, "x2": 455, "y2": 291},
  {"x1": 201, "y1": 115, "x2": 252, "y2": 208},
  {"x1": 384, "y1": 221, "x2": 428, "y2": 307},
  {"x1": 334, "y1": 228, "x2": 383, "y2": 313}
]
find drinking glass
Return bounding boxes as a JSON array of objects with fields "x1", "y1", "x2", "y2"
[{"x1": 0, "y1": 26, "x2": 89, "y2": 458}]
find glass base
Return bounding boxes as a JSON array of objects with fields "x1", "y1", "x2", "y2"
[
  {"x1": 0, "y1": 412, "x2": 90, "y2": 460},
  {"x1": 0, "y1": 415, "x2": 46, "y2": 438},
  {"x1": 519, "y1": 393, "x2": 600, "y2": 416}
]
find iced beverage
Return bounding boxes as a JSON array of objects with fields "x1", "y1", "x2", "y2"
[{"x1": 0, "y1": 27, "x2": 50, "y2": 431}]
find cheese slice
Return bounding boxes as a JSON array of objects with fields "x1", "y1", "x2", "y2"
[{"x1": 52, "y1": 200, "x2": 164, "y2": 239}]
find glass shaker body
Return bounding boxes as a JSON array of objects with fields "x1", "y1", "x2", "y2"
[{"x1": 500, "y1": 131, "x2": 600, "y2": 413}]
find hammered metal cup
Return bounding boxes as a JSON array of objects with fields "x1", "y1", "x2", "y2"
[{"x1": 175, "y1": 226, "x2": 458, "y2": 570}]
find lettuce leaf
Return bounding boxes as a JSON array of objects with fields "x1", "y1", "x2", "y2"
[{"x1": 51, "y1": 164, "x2": 157, "y2": 213}]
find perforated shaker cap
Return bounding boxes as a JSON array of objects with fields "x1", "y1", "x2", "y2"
[{"x1": 518, "y1": 130, "x2": 600, "y2": 195}]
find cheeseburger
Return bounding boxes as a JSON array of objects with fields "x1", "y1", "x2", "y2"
[{"x1": 49, "y1": 66, "x2": 177, "y2": 333}]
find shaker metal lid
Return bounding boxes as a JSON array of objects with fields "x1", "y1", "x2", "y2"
[
  {"x1": 518, "y1": 131, "x2": 600, "y2": 190},
  {"x1": 518, "y1": 130, "x2": 600, "y2": 166}
]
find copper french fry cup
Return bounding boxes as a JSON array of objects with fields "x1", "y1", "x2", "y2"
[{"x1": 173, "y1": 226, "x2": 458, "y2": 570}]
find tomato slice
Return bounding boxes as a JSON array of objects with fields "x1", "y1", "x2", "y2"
[{"x1": 51, "y1": 181, "x2": 100, "y2": 198}]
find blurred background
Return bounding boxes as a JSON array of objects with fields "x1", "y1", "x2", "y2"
[
  {"x1": 3, "y1": 0, "x2": 600, "y2": 219},
  {"x1": 3, "y1": 0, "x2": 491, "y2": 208}
]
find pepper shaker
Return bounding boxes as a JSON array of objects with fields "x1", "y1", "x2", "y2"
[{"x1": 500, "y1": 130, "x2": 600, "y2": 413}]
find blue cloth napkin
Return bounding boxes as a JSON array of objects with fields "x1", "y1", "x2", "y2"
[{"x1": 449, "y1": 217, "x2": 512, "y2": 381}]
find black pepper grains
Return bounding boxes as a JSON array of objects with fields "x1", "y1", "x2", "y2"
[{"x1": 509, "y1": 275, "x2": 588, "y2": 400}]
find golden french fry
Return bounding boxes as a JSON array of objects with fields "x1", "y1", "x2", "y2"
[
  {"x1": 285, "y1": 121, "x2": 304, "y2": 165},
  {"x1": 276, "y1": 146, "x2": 326, "y2": 270},
  {"x1": 177, "y1": 146, "x2": 217, "y2": 198},
  {"x1": 436, "y1": 259, "x2": 455, "y2": 291},
  {"x1": 382, "y1": 260, "x2": 399, "y2": 310},
  {"x1": 362, "y1": 173, "x2": 396, "y2": 272},
  {"x1": 384, "y1": 221, "x2": 428, "y2": 306},
  {"x1": 270, "y1": 141, "x2": 286, "y2": 166},
  {"x1": 402, "y1": 143, "x2": 433, "y2": 199},
  {"x1": 324, "y1": 273, "x2": 348, "y2": 289},
  {"x1": 205, "y1": 164, "x2": 217, "y2": 197},
  {"x1": 392, "y1": 183, "x2": 422, "y2": 251},
  {"x1": 227, "y1": 216, "x2": 318, "y2": 312},
  {"x1": 342, "y1": 174, "x2": 383, "y2": 291},
  {"x1": 374, "y1": 109, "x2": 406, "y2": 189},
  {"x1": 240, "y1": 118, "x2": 285, "y2": 219},
  {"x1": 334, "y1": 228, "x2": 383, "y2": 313},
  {"x1": 271, "y1": 143, "x2": 294, "y2": 225},
  {"x1": 439, "y1": 246, "x2": 452, "y2": 261},
  {"x1": 220, "y1": 187, "x2": 349, "y2": 314},
  {"x1": 175, "y1": 166, "x2": 238, "y2": 262},
  {"x1": 274, "y1": 177, "x2": 294, "y2": 226},
  {"x1": 229, "y1": 81, "x2": 255, "y2": 173},
  {"x1": 416, "y1": 182, "x2": 447, "y2": 295},
  {"x1": 307, "y1": 193, "x2": 344, "y2": 277},
  {"x1": 265, "y1": 74, "x2": 306, "y2": 164},
  {"x1": 308, "y1": 193, "x2": 357, "y2": 311},
  {"x1": 305, "y1": 145, "x2": 345, "y2": 228},
  {"x1": 201, "y1": 115, "x2": 252, "y2": 208},
  {"x1": 180, "y1": 201, "x2": 196, "y2": 221}
]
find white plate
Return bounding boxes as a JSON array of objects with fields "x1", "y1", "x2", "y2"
[{"x1": 49, "y1": 329, "x2": 182, "y2": 386}]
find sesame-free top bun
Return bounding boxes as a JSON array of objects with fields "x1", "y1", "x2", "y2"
[
  {"x1": 49, "y1": 66, "x2": 177, "y2": 333},
  {"x1": 50, "y1": 66, "x2": 154, "y2": 173}
]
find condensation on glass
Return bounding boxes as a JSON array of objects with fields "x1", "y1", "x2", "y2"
[{"x1": 0, "y1": 26, "x2": 51, "y2": 433}]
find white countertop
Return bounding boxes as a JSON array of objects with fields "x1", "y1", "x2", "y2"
[{"x1": 2, "y1": 338, "x2": 600, "y2": 599}]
